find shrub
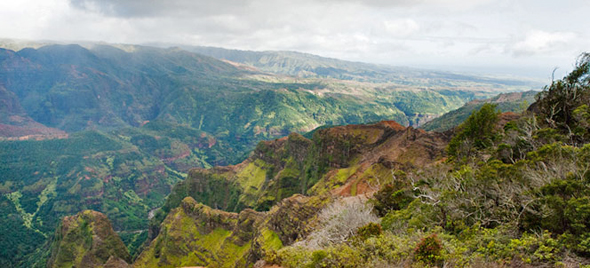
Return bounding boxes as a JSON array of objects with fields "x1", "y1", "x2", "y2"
[
  {"x1": 371, "y1": 180, "x2": 414, "y2": 216},
  {"x1": 277, "y1": 244, "x2": 364, "y2": 268},
  {"x1": 310, "y1": 250, "x2": 328, "y2": 267},
  {"x1": 535, "y1": 53, "x2": 590, "y2": 141},
  {"x1": 576, "y1": 234, "x2": 590, "y2": 256},
  {"x1": 414, "y1": 233, "x2": 443, "y2": 266},
  {"x1": 356, "y1": 222, "x2": 383, "y2": 241},
  {"x1": 522, "y1": 175, "x2": 590, "y2": 235}
]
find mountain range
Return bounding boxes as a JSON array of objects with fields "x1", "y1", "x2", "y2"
[{"x1": 0, "y1": 40, "x2": 544, "y2": 267}]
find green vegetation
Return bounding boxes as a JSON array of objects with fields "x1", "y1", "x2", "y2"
[
  {"x1": 47, "y1": 210, "x2": 130, "y2": 268},
  {"x1": 422, "y1": 90, "x2": 537, "y2": 132},
  {"x1": 447, "y1": 103, "x2": 501, "y2": 160},
  {"x1": 114, "y1": 53, "x2": 589, "y2": 267},
  {"x1": 0, "y1": 42, "x2": 541, "y2": 267},
  {"x1": 0, "y1": 131, "x2": 183, "y2": 267},
  {"x1": 134, "y1": 197, "x2": 255, "y2": 268},
  {"x1": 187, "y1": 45, "x2": 543, "y2": 88},
  {"x1": 414, "y1": 234, "x2": 444, "y2": 266},
  {"x1": 536, "y1": 53, "x2": 590, "y2": 142}
]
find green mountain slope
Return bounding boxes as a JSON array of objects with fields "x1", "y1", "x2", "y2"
[
  {"x1": 0, "y1": 131, "x2": 183, "y2": 266},
  {"x1": 421, "y1": 90, "x2": 538, "y2": 132},
  {"x1": 148, "y1": 121, "x2": 449, "y2": 243}
]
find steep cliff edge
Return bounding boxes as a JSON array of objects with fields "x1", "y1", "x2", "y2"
[
  {"x1": 157, "y1": 121, "x2": 449, "y2": 222},
  {"x1": 138, "y1": 120, "x2": 449, "y2": 267},
  {"x1": 135, "y1": 195, "x2": 328, "y2": 268}
]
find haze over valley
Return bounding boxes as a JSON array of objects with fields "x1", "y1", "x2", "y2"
[{"x1": 1, "y1": 0, "x2": 589, "y2": 267}]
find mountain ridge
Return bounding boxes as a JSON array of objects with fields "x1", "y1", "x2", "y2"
[
  {"x1": 0, "y1": 40, "x2": 542, "y2": 267},
  {"x1": 182, "y1": 45, "x2": 543, "y2": 86}
]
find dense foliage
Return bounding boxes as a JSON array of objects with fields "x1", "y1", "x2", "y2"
[{"x1": 0, "y1": 43, "x2": 516, "y2": 267}]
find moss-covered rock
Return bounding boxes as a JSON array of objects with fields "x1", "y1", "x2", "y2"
[
  {"x1": 137, "y1": 193, "x2": 330, "y2": 268},
  {"x1": 47, "y1": 210, "x2": 130, "y2": 268},
  {"x1": 135, "y1": 197, "x2": 258, "y2": 268}
]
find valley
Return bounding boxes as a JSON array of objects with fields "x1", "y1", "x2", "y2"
[{"x1": 0, "y1": 41, "x2": 542, "y2": 267}]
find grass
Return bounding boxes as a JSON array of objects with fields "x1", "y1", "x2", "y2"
[
  {"x1": 262, "y1": 228, "x2": 283, "y2": 251},
  {"x1": 236, "y1": 159, "x2": 272, "y2": 207}
]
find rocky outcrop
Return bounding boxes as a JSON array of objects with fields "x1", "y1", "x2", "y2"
[
  {"x1": 47, "y1": 210, "x2": 130, "y2": 268},
  {"x1": 306, "y1": 121, "x2": 450, "y2": 196},
  {"x1": 136, "y1": 194, "x2": 327, "y2": 268},
  {"x1": 266, "y1": 194, "x2": 329, "y2": 245},
  {"x1": 156, "y1": 121, "x2": 449, "y2": 225},
  {"x1": 135, "y1": 197, "x2": 264, "y2": 268}
]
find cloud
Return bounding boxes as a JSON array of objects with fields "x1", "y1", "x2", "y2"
[
  {"x1": 68, "y1": 0, "x2": 493, "y2": 18},
  {"x1": 383, "y1": 19, "x2": 420, "y2": 37},
  {"x1": 1, "y1": 0, "x2": 588, "y2": 78},
  {"x1": 509, "y1": 30, "x2": 577, "y2": 57},
  {"x1": 69, "y1": 0, "x2": 250, "y2": 18},
  {"x1": 325, "y1": 0, "x2": 494, "y2": 9}
]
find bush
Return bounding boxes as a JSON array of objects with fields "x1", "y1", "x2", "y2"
[
  {"x1": 356, "y1": 222, "x2": 383, "y2": 241},
  {"x1": 414, "y1": 233, "x2": 443, "y2": 266},
  {"x1": 276, "y1": 244, "x2": 364, "y2": 268},
  {"x1": 522, "y1": 175, "x2": 590, "y2": 235},
  {"x1": 535, "y1": 53, "x2": 590, "y2": 141},
  {"x1": 371, "y1": 180, "x2": 414, "y2": 217},
  {"x1": 310, "y1": 250, "x2": 328, "y2": 267}
]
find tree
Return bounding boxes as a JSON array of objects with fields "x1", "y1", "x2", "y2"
[
  {"x1": 536, "y1": 53, "x2": 590, "y2": 141},
  {"x1": 447, "y1": 103, "x2": 501, "y2": 160}
]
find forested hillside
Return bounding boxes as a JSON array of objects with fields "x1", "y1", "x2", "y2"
[{"x1": 422, "y1": 90, "x2": 538, "y2": 131}]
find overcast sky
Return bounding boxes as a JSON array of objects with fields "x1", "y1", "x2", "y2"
[{"x1": 1, "y1": 0, "x2": 588, "y2": 78}]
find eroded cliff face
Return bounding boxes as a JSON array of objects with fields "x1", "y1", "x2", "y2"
[
  {"x1": 47, "y1": 210, "x2": 130, "y2": 268},
  {"x1": 158, "y1": 121, "x2": 449, "y2": 221},
  {"x1": 135, "y1": 195, "x2": 328, "y2": 268},
  {"x1": 47, "y1": 121, "x2": 449, "y2": 267},
  {"x1": 135, "y1": 197, "x2": 246, "y2": 267},
  {"x1": 306, "y1": 121, "x2": 450, "y2": 197},
  {"x1": 156, "y1": 132, "x2": 314, "y2": 224},
  {"x1": 135, "y1": 121, "x2": 449, "y2": 267}
]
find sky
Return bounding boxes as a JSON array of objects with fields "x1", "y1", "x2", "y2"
[{"x1": 1, "y1": 0, "x2": 588, "y2": 79}]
